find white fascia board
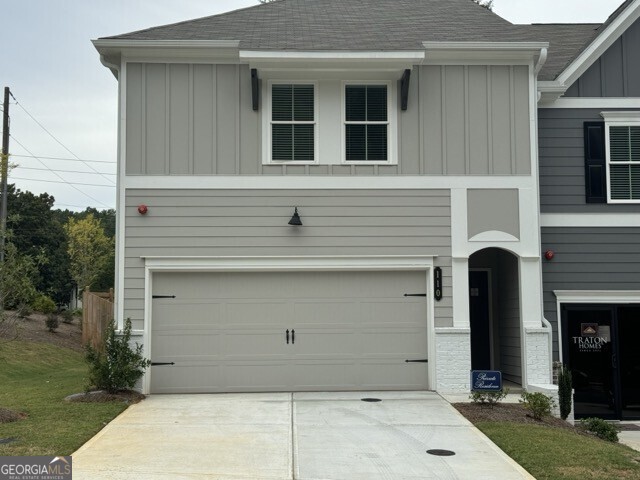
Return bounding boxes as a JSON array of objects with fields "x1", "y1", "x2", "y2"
[
  {"x1": 541, "y1": 213, "x2": 640, "y2": 227},
  {"x1": 554, "y1": 290, "x2": 640, "y2": 304},
  {"x1": 600, "y1": 111, "x2": 640, "y2": 122},
  {"x1": 422, "y1": 41, "x2": 548, "y2": 63},
  {"x1": 539, "y1": 98, "x2": 640, "y2": 109},
  {"x1": 239, "y1": 50, "x2": 425, "y2": 71},
  {"x1": 123, "y1": 175, "x2": 535, "y2": 190},
  {"x1": 556, "y1": 1, "x2": 640, "y2": 89},
  {"x1": 93, "y1": 39, "x2": 241, "y2": 62},
  {"x1": 141, "y1": 255, "x2": 436, "y2": 272}
]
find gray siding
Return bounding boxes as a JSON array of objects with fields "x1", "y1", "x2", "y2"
[
  {"x1": 126, "y1": 63, "x2": 532, "y2": 176},
  {"x1": 565, "y1": 18, "x2": 640, "y2": 97},
  {"x1": 123, "y1": 189, "x2": 452, "y2": 330},
  {"x1": 542, "y1": 227, "x2": 640, "y2": 359},
  {"x1": 538, "y1": 108, "x2": 640, "y2": 213}
]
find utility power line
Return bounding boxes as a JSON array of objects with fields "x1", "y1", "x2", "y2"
[
  {"x1": 14, "y1": 165, "x2": 116, "y2": 176},
  {"x1": 10, "y1": 93, "x2": 116, "y2": 185},
  {"x1": 10, "y1": 176, "x2": 115, "y2": 188},
  {"x1": 11, "y1": 153, "x2": 115, "y2": 165},
  {"x1": 10, "y1": 135, "x2": 111, "y2": 208}
]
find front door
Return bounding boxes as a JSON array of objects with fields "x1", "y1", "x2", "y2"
[
  {"x1": 469, "y1": 270, "x2": 491, "y2": 370},
  {"x1": 562, "y1": 304, "x2": 640, "y2": 420}
]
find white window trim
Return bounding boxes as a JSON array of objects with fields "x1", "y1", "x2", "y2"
[
  {"x1": 341, "y1": 80, "x2": 398, "y2": 165},
  {"x1": 263, "y1": 80, "x2": 319, "y2": 165},
  {"x1": 601, "y1": 111, "x2": 640, "y2": 204}
]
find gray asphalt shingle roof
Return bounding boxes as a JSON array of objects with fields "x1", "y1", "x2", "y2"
[{"x1": 101, "y1": 0, "x2": 632, "y2": 81}]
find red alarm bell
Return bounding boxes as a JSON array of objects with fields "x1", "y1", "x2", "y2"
[
  {"x1": 544, "y1": 250, "x2": 554, "y2": 261},
  {"x1": 138, "y1": 204, "x2": 148, "y2": 215}
]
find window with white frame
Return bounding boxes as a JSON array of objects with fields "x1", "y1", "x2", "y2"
[
  {"x1": 344, "y1": 83, "x2": 390, "y2": 162},
  {"x1": 603, "y1": 112, "x2": 640, "y2": 202},
  {"x1": 270, "y1": 83, "x2": 316, "y2": 162}
]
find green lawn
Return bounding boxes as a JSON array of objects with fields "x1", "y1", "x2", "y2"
[
  {"x1": 0, "y1": 340, "x2": 128, "y2": 456},
  {"x1": 477, "y1": 421, "x2": 640, "y2": 480}
]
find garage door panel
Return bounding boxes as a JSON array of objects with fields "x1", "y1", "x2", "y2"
[{"x1": 151, "y1": 271, "x2": 428, "y2": 393}]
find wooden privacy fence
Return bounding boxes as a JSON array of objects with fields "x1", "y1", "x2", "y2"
[{"x1": 82, "y1": 287, "x2": 114, "y2": 351}]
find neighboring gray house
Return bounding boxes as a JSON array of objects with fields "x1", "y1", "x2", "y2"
[
  {"x1": 537, "y1": 0, "x2": 640, "y2": 420},
  {"x1": 92, "y1": 0, "x2": 578, "y2": 397}
]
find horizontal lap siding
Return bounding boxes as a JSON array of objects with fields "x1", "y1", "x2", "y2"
[
  {"x1": 538, "y1": 108, "x2": 640, "y2": 213},
  {"x1": 541, "y1": 227, "x2": 640, "y2": 359},
  {"x1": 124, "y1": 189, "x2": 452, "y2": 331}
]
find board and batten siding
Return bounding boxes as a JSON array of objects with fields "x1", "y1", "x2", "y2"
[
  {"x1": 125, "y1": 63, "x2": 531, "y2": 176},
  {"x1": 565, "y1": 18, "x2": 640, "y2": 98},
  {"x1": 123, "y1": 189, "x2": 452, "y2": 331},
  {"x1": 542, "y1": 227, "x2": 640, "y2": 359},
  {"x1": 538, "y1": 108, "x2": 640, "y2": 213}
]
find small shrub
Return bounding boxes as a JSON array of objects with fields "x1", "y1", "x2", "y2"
[
  {"x1": 470, "y1": 388, "x2": 510, "y2": 407},
  {"x1": 520, "y1": 391, "x2": 556, "y2": 420},
  {"x1": 16, "y1": 304, "x2": 33, "y2": 319},
  {"x1": 45, "y1": 314, "x2": 59, "y2": 332},
  {"x1": 32, "y1": 295, "x2": 57, "y2": 314},
  {"x1": 581, "y1": 417, "x2": 619, "y2": 442},
  {"x1": 558, "y1": 364, "x2": 573, "y2": 420},
  {"x1": 60, "y1": 310, "x2": 74, "y2": 324},
  {"x1": 72, "y1": 308, "x2": 82, "y2": 317},
  {"x1": 85, "y1": 318, "x2": 151, "y2": 394}
]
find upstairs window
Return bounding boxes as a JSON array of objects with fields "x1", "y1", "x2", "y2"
[
  {"x1": 344, "y1": 83, "x2": 390, "y2": 163},
  {"x1": 608, "y1": 125, "x2": 640, "y2": 202},
  {"x1": 270, "y1": 83, "x2": 316, "y2": 162}
]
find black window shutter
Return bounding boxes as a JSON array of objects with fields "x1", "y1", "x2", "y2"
[{"x1": 584, "y1": 121, "x2": 607, "y2": 203}]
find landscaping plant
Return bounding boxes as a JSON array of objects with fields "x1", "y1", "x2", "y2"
[
  {"x1": 470, "y1": 388, "x2": 510, "y2": 407},
  {"x1": 520, "y1": 391, "x2": 556, "y2": 420},
  {"x1": 558, "y1": 364, "x2": 573, "y2": 420},
  {"x1": 32, "y1": 294, "x2": 57, "y2": 314},
  {"x1": 85, "y1": 318, "x2": 151, "y2": 393},
  {"x1": 581, "y1": 417, "x2": 619, "y2": 442},
  {"x1": 45, "y1": 313, "x2": 59, "y2": 332}
]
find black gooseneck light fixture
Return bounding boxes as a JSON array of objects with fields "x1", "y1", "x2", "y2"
[{"x1": 288, "y1": 207, "x2": 303, "y2": 226}]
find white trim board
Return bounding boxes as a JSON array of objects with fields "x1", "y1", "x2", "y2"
[
  {"x1": 554, "y1": 290, "x2": 640, "y2": 304},
  {"x1": 539, "y1": 98, "x2": 640, "y2": 109},
  {"x1": 541, "y1": 213, "x2": 640, "y2": 228},
  {"x1": 122, "y1": 175, "x2": 536, "y2": 190}
]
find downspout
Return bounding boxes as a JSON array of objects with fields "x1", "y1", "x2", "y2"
[{"x1": 534, "y1": 47, "x2": 554, "y2": 382}]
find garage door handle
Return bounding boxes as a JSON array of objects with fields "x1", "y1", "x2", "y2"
[
  {"x1": 292, "y1": 329, "x2": 295, "y2": 344},
  {"x1": 286, "y1": 329, "x2": 290, "y2": 344}
]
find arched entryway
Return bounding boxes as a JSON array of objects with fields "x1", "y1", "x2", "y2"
[{"x1": 469, "y1": 247, "x2": 522, "y2": 387}]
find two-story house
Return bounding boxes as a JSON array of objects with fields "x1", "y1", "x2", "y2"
[
  {"x1": 537, "y1": 0, "x2": 640, "y2": 420},
  {"x1": 93, "y1": 0, "x2": 559, "y2": 397}
]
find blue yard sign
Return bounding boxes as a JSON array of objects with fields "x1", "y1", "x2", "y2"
[{"x1": 471, "y1": 370, "x2": 503, "y2": 392}]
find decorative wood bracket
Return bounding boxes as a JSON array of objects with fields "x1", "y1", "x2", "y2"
[
  {"x1": 400, "y1": 69, "x2": 411, "y2": 111},
  {"x1": 251, "y1": 68, "x2": 260, "y2": 111}
]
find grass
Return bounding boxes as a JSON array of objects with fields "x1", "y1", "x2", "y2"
[
  {"x1": 0, "y1": 340, "x2": 128, "y2": 456},
  {"x1": 477, "y1": 421, "x2": 640, "y2": 480}
]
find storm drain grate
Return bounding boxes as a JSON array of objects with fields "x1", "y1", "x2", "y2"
[
  {"x1": 361, "y1": 398, "x2": 382, "y2": 403},
  {"x1": 427, "y1": 449, "x2": 456, "y2": 456},
  {"x1": 0, "y1": 438, "x2": 16, "y2": 445}
]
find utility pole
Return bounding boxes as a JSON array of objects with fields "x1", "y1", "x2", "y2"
[{"x1": 1, "y1": 87, "x2": 10, "y2": 263}]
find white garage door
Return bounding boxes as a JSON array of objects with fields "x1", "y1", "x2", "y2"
[{"x1": 150, "y1": 270, "x2": 428, "y2": 393}]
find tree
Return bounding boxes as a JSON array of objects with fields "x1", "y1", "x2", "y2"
[{"x1": 64, "y1": 214, "x2": 114, "y2": 293}]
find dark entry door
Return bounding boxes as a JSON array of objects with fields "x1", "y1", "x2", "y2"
[
  {"x1": 469, "y1": 270, "x2": 491, "y2": 370},
  {"x1": 562, "y1": 304, "x2": 640, "y2": 420},
  {"x1": 618, "y1": 306, "x2": 640, "y2": 419}
]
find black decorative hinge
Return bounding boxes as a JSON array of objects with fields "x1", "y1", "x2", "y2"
[
  {"x1": 152, "y1": 295, "x2": 176, "y2": 299},
  {"x1": 405, "y1": 359, "x2": 429, "y2": 363},
  {"x1": 404, "y1": 293, "x2": 427, "y2": 297},
  {"x1": 151, "y1": 362, "x2": 175, "y2": 366}
]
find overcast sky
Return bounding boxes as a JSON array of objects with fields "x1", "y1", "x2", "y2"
[{"x1": 1, "y1": 0, "x2": 626, "y2": 211}]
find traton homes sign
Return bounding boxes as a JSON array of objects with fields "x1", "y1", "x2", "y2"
[{"x1": 471, "y1": 370, "x2": 503, "y2": 392}]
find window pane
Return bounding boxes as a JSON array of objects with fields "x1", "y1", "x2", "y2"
[
  {"x1": 367, "y1": 86, "x2": 387, "y2": 121},
  {"x1": 293, "y1": 85, "x2": 314, "y2": 122},
  {"x1": 367, "y1": 124, "x2": 388, "y2": 161},
  {"x1": 272, "y1": 124, "x2": 293, "y2": 161},
  {"x1": 293, "y1": 124, "x2": 314, "y2": 161},
  {"x1": 346, "y1": 124, "x2": 366, "y2": 161},
  {"x1": 272, "y1": 85, "x2": 293, "y2": 121},
  {"x1": 631, "y1": 126, "x2": 640, "y2": 162},
  {"x1": 609, "y1": 164, "x2": 640, "y2": 200},
  {"x1": 346, "y1": 86, "x2": 366, "y2": 121}
]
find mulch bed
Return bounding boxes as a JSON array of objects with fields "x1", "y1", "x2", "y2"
[
  {"x1": 0, "y1": 407, "x2": 27, "y2": 423},
  {"x1": 453, "y1": 402, "x2": 576, "y2": 431},
  {"x1": 65, "y1": 390, "x2": 145, "y2": 404}
]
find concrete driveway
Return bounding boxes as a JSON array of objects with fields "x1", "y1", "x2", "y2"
[{"x1": 73, "y1": 392, "x2": 533, "y2": 480}]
